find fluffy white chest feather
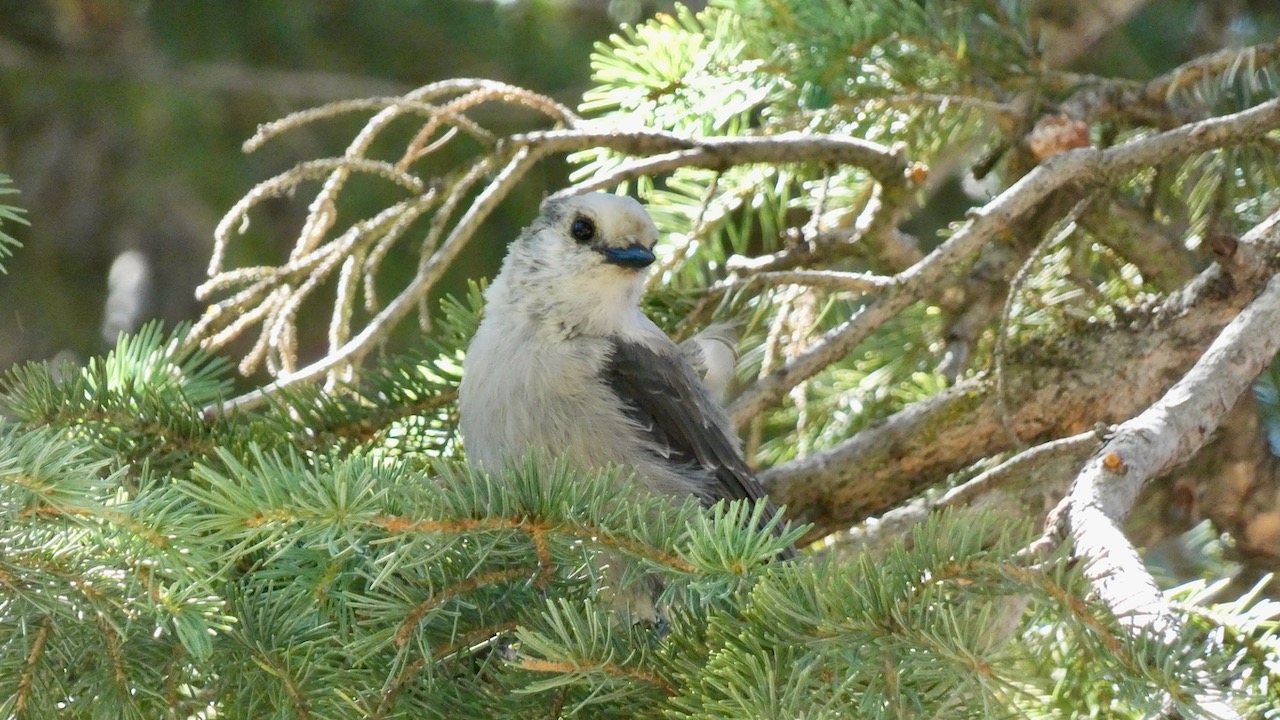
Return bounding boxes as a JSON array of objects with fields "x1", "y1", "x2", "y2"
[{"x1": 459, "y1": 308, "x2": 645, "y2": 474}]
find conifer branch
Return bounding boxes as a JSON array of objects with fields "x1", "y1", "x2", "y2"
[
  {"x1": 763, "y1": 202, "x2": 1280, "y2": 539},
  {"x1": 1054, "y1": 38, "x2": 1280, "y2": 129},
  {"x1": 1145, "y1": 38, "x2": 1280, "y2": 104},
  {"x1": 28, "y1": 407, "x2": 219, "y2": 457},
  {"x1": 255, "y1": 648, "x2": 313, "y2": 720},
  {"x1": 14, "y1": 616, "x2": 50, "y2": 715},
  {"x1": 431, "y1": 621, "x2": 521, "y2": 662},
  {"x1": 395, "y1": 567, "x2": 537, "y2": 648},
  {"x1": 369, "y1": 514, "x2": 698, "y2": 575},
  {"x1": 369, "y1": 656, "x2": 426, "y2": 720},
  {"x1": 999, "y1": 564, "x2": 1125, "y2": 657},
  {"x1": 16, "y1": 505, "x2": 171, "y2": 553},
  {"x1": 730, "y1": 95, "x2": 1280, "y2": 428},
  {"x1": 1042, "y1": 265, "x2": 1280, "y2": 640},
  {"x1": 516, "y1": 657, "x2": 676, "y2": 695},
  {"x1": 163, "y1": 644, "x2": 189, "y2": 714},
  {"x1": 311, "y1": 389, "x2": 458, "y2": 447},
  {"x1": 96, "y1": 614, "x2": 128, "y2": 689}
]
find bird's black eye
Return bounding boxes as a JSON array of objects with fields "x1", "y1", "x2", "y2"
[{"x1": 570, "y1": 217, "x2": 596, "y2": 243}]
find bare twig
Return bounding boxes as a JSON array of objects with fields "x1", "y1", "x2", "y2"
[
  {"x1": 244, "y1": 78, "x2": 577, "y2": 152},
  {"x1": 829, "y1": 430, "x2": 1100, "y2": 557},
  {"x1": 244, "y1": 98, "x2": 492, "y2": 153},
  {"x1": 207, "y1": 158, "x2": 424, "y2": 277},
  {"x1": 540, "y1": 129, "x2": 907, "y2": 192},
  {"x1": 719, "y1": 270, "x2": 897, "y2": 294}
]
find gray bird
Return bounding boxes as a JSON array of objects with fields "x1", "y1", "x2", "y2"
[{"x1": 458, "y1": 193, "x2": 790, "y2": 619}]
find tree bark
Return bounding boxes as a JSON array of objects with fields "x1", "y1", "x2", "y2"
[{"x1": 765, "y1": 233, "x2": 1279, "y2": 541}]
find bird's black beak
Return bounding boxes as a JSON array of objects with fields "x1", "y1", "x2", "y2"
[{"x1": 600, "y1": 244, "x2": 656, "y2": 269}]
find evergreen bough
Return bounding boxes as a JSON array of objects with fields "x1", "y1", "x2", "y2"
[{"x1": 5, "y1": 1, "x2": 1280, "y2": 717}]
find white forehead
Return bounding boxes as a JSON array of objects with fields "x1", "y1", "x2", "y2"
[{"x1": 554, "y1": 193, "x2": 658, "y2": 244}]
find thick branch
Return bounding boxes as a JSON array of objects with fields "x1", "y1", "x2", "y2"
[
  {"x1": 764, "y1": 209, "x2": 1280, "y2": 541},
  {"x1": 1056, "y1": 271, "x2": 1280, "y2": 636},
  {"x1": 730, "y1": 97, "x2": 1280, "y2": 427}
]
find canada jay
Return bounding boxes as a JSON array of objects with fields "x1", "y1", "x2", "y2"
[{"x1": 458, "y1": 193, "x2": 791, "y2": 608}]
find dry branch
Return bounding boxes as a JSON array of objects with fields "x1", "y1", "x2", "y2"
[
  {"x1": 729, "y1": 96, "x2": 1280, "y2": 428},
  {"x1": 201, "y1": 98, "x2": 909, "y2": 414},
  {"x1": 1048, "y1": 257, "x2": 1280, "y2": 638},
  {"x1": 763, "y1": 208, "x2": 1280, "y2": 542},
  {"x1": 827, "y1": 430, "x2": 1100, "y2": 557}
]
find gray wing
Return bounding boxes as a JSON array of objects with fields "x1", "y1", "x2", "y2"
[
  {"x1": 604, "y1": 336, "x2": 771, "y2": 508},
  {"x1": 606, "y1": 337, "x2": 794, "y2": 560}
]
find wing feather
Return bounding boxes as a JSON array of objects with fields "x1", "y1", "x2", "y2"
[
  {"x1": 605, "y1": 337, "x2": 767, "y2": 505},
  {"x1": 605, "y1": 336, "x2": 794, "y2": 559}
]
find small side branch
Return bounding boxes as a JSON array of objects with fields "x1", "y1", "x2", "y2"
[
  {"x1": 829, "y1": 430, "x2": 1100, "y2": 557},
  {"x1": 15, "y1": 616, "x2": 52, "y2": 715}
]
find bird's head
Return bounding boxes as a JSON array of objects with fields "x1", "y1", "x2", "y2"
[
  {"x1": 532, "y1": 192, "x2": 658, "y2": 271},
  {"x1": 489, "y1": 193, "x2": 660, "y2": 334}
]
